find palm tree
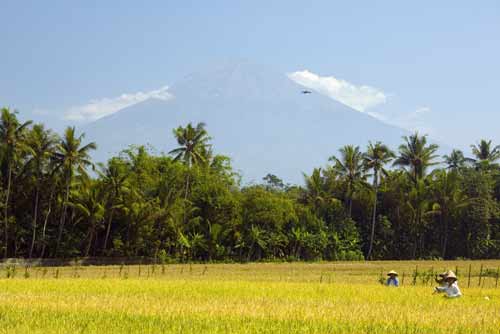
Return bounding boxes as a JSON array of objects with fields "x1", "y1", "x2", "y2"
[
  {"x1": 52, "y1": 127, "x2": 96, "y2": 256},
  {"x1": 169, "y1": 123, "x2": 211, "y2": 225},
  {"x1": 68, "y1": 180, "x2": 105, "y2": 257},
  {"x1": 302, "y1": 168, "x2": 326, "y2": 213},
  {"x1": 430, "y1": 170, "x2": 468, "y2": 258},
  {"x1": 443, "y1": 149, "x2": 466, "y2": 171},
  {"x1": 470, "y1": 139, "x2": 500, "y2": 169},
  {"x1": 169, "y1": 122, "x2": 211, "y2": 195},
  {"x1": 393, "y1": 132, "x2": 438, "y2": 258},
  {"x1": 393, "y1": 132, "x2": 439, "y2": 185},
  {"x1": 25, "y1": 124, "x2": 57, "y2": 258},
  {"x1": 329, "y1": 145, "x2": 366, "y2": 217},
  {"x1": 0, "y1": 108, "x2": 32, "y2": 257},
  {"x1": 363, "y1": 141, "x2": 394, "y2": 259},
  {"x1": 169, "y1": 122, "x2": 211, "y2": 167},
  {"x1": 98, "y1": 159, "x2": 129, "y2": 254}
]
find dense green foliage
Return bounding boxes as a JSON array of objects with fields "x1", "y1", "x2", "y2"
[{"x1": 0, "y1": 107, "x2": 499, "y2": 260}]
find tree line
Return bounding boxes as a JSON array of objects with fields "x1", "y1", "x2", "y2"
[{"x1": 0, "y1": 107, "x2": 499, "y2": 261}]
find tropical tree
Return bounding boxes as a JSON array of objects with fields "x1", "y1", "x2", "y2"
[
  {"x1": 98, "y1": 159, "x2": 129, "y2": 254},
  {"x1": 0, "y1": 108, "x2": 32, "y2": 257},
  {"x1": 25, "y1": 124, "x2": 58, "y2": 258},
  {"x1": 470, "y1": 139, "x2": 500, "y2": 169},
  {"x1": 302, "y1": 168, "x2": 326, "y2": 213},
  {"x1": 52, "y1": 127, "x2": 96, "y2": 256},
  {"x1": 329, "y1": 145, "x2": 366, "y2": 217},
  {"x1": 169, "y1": 122, "x2": 211, "y2": 226},
  {"x1": 393, "y1": 133, "x2": 438, "y2": 258},
  {"x1": 169, "y1": 122, "x2": 211, "y2": 168},
  {"x1": 443, "y1": 149, "x2": 466, "y2": 171},
  {"x1": 68, "y1": 179, "x2": 105, "y2": 257},
  {"x1": 363, "y1": 141, "x2": 394, "y2": 259},
  {"x1": 393, "y1": 132, "x2": 439, "y2": 185},
  {"x1": 430, "y1": 170, "x2": 468, "y2": 258}
]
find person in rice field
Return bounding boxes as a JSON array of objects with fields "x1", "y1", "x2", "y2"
[
  {"x1": 434, "y1": 270, "x2": 462, "y2": 298},
  {"x1": 386, "y1": 270, "x2": 399, "y2": 287},
  {"x1": 434, "y1": 271, "x2": 448, "y2": 291}
]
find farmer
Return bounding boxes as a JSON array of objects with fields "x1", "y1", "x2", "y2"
[
  {"x1": 434, "y1": 270, "x2": 462, "y2": 298},
  {"x1": 386, "y1": 270, "x2": 399, "y2": 287},
  {"x1": 434, "y1": 271, "x2": 448, "y2": 289}
]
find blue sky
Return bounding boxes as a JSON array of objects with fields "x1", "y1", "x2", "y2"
[{"x1": 1, "y1": 0, "x2": 499, "y2": 149}]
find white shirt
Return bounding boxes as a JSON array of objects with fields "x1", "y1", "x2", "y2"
[{"x1": 435, "y1": 281, "x2": 462, "y2": 298}]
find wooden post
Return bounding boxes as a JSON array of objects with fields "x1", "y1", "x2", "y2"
[
  {"x1": 478, "y1": 264, "x2": 483, "y2": 287},
  {"x1": 413, "y1": 265, "x2": 418, "y2": 286},
  {"x1": 495, "y1": 267, "x2": 499, "y2": 288},
  {"x1": 402, "y1": 272, "x2": 405, "y2": 286},
  {"x1": 455, "y1": 266, "x2": 459, "y2": 277},
  {"x1": 467, "y1": 264, "x2": 471, "y2": 288}
]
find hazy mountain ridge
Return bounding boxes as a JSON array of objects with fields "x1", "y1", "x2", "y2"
[{"x1": 82, "y1": 62, "x2": 410, "y2": 184}]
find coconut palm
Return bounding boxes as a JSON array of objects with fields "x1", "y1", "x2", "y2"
[
  {"x1": 68, "y1": 180, "x2": 105, "y2": 257},
  {"x1": 169, "y1": 122, "x2": 211, "y2": 196},
  {"x1": 393, "y1": 132, "x2": 439, "y2": 184},
  {"x1": 430, "y1": 170, "x2": 468, "y2": 258},
  {"x1": 0, "y1": 108, "x2": 32, "y2": 257},
  {"x1": 52, "y1": 127, "x2": 96, "y2": 256},
  {"x1": 169, "y1": 123, "x2": 211, "y2": 226},
  {"x1": 393, "y1": 133, "x2": 438, "y2": 258},
  {"x1": 470, "y1": 140, "x2": 500, "y2": 169},
  {"x1": 303, "y1": 168, "x2": 326, "y2": 213},
  {"x1": 169, "y1": 122, "x2": 211, "y2": 167},
  {"x1": 98, "y1": 159, "x2": 129, "y2": 254},
  {"x1": 329, "y1": 145, "x2": 366, "y2": 217},
  {"x1": 443, "y1": 149, "x2": 466, "y2": 171},
  {"x1": 25, "y1": 124, "x2": 58, "y2": 258},
  {"x1": 363, "y1": 141, "x2": 395, "y2": 259}
]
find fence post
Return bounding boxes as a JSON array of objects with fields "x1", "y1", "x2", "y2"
[
  {"x1": 402, "y1": 272, "x2": 405, "y2": 286},
  {"x1": 478, "y1": 264, "x2": 483, "y2": 287},
  {"x1": 467, "y1": 264, "x2": 471, "y2": 288},
  {"x1": 413, "y1": 265, "x2": 418, "y2": 286},
  {"x1": 496, "y1": 267, "x2": 499, "y2": 289}
]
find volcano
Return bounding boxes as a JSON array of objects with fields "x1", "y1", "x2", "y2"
[{"x1": 82, "y1": 62, "x2": 408, "y2": 184}]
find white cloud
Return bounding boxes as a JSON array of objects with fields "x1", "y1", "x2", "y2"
[
  {"x1": 288, "y1": 70, "x2": 387, "y2": 112},
  {"x1": 64, "y1": 86, "x2": 173, "y2": 122},
  {"x1": 414, "y1": 106, "x2": 431, "y2": 115},
  {"x1": 395, "y1": 106, "x2": 434, "y2": 134}
]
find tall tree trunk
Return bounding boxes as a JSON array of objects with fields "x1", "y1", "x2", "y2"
[
  {"x1": 102, "y1": 207, "x2": 115, "y2": 254},
  {"x1": 55, "y1": 179, "x2": 70, "y2": 256},
  {"x1": 183, "y1": 172, "x2": 190, "y2": 224},
  {"x1": 29, "y1": 185, "x2": 40, "y2": 258},
  {"x1": 3, "y1": 165, "x2": 12, "y2": 258},
  {"x1": 367, "y1": 172, "x2": 378, "y2": 260},
  {"x1": 348, "y1": 197, "x2": 353, "y2": 218},
  {"x1": 40, "y1": 188, "x2": 54, "y2": 258},
  {"x1": 85, "y1": 220, "x2": 95, "y2": 257},
  {"x1": 441, "y1": 216, "x2": 449, "y2": 259}
]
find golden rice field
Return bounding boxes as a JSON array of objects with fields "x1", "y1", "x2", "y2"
[{"x1": 0, "y1": 261, "x2": 499, "y2": 333}]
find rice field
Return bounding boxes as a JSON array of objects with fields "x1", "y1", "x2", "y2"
[{"x1": 0, "y1": 261, "x2": 499, "y2": 333}]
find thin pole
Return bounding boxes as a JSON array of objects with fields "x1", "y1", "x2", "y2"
[
  {"x1": 495, "y1": 267, "x2": 499, "y2": 288},
  {"x1": 478, "y1": 264, "x2": 483, "y2": 287},
  {"x1": 467, "y1": 264, "x2": 471, "y2": 288}
]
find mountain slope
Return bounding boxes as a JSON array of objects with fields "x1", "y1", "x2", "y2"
[{"x1": 82, "y1": 62, "x2": 408, "y2": 184}]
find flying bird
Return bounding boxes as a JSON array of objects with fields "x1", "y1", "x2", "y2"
[{"x1": 301, "y1": 90, "x2": 312, "y2": 94}]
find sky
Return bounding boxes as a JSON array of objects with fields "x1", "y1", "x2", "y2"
[{"x1": 1, "y1": 0, "x2": 499, "y2": 150}]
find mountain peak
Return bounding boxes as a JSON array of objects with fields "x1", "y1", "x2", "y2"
[{"x1": 83, "y1": 62, "x2": 408, "y2": 184}]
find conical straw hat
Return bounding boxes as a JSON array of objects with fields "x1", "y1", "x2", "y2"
[
  {"x1": 438, "y1": 271, "x2": 448, "y2": 277},
  {"x1": 445, "y1": 270, "x2": 457, "y2": 280},
  {"x1": 387, "y1": 270, "x2": 398, "y2": 276}
]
